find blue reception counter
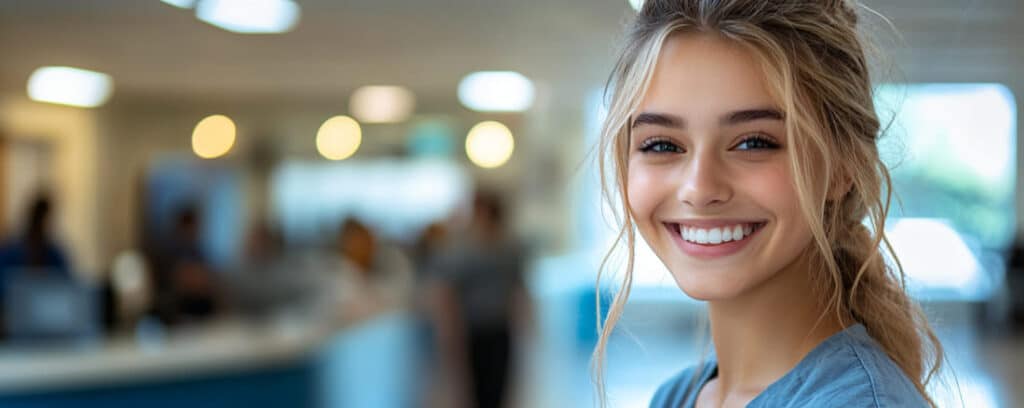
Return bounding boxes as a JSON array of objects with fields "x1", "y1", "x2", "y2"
[{"x1": 0, "y1": 312, "x2": 419, "y2": 408}]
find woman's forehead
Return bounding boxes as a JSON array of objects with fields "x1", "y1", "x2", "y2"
[{"x1": 639, "y1": 33, "x2": 780, "y2": 119}]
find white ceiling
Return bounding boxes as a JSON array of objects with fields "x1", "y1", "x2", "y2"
[{"x1": 0, "y1": 0, "x2": 1021, "y2": 107}]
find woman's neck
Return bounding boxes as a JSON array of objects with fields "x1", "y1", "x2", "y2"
[{"x1": 706, "y1": 250, "x2": 846, "y2": 402}]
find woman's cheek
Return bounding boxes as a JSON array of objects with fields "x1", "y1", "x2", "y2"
[
  {"x1": 747, "y1": 162, "x2": 795, "y2": 205},
  {"x1": 627, "y1": 167, "x2": 664, "y2": 220}
]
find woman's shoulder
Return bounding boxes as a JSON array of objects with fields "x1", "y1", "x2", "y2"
[
  {"x1": 752, "y1": 324, "x2": 930, "y2": 408},
  {"x1": 649, "y1": 361, "x2": 717, "y2": 408}
]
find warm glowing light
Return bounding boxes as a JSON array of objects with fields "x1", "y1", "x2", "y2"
[
  {"x1": 465, "y1": 121, "x2": 514, "y2": 168},
  {"x1": 192, "y1": 115, "x2": 236, "y2": 159},
  {"x1": 349, "y1": 86, "x2": 415, "y2": 124},
  {"x1": 317, "y1": 116, "x2": 362, "y2": 160},
  {"x1": 27, "y1": 66, "x2": 113, "y2": 108},
  {"x1": 457, "y1": 71, "x2": 534, "y2": 112},
  {"x1": 195, "y1": 0, "x2": 299, "y2": 34}
]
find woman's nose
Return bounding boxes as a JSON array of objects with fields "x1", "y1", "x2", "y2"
[{"x1": 676, "y1": 153, "x2": 733, "y2": 209}]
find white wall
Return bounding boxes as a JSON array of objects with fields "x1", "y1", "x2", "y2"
[{"x1": 0, "y1": 96, "x2": 101, "y2": 279}]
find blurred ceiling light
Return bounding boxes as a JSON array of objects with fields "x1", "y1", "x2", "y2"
[
  {"x1": 160, "y1": 0, "x2": 196, "y2": 9},
  {"x1": 317, "y1": 115, "x2": 362, "y2": 161},
  {"x1": 27, "y1": 66, "x2": 113, "y2": 108},
  {"x1": 192, "y1": 114, "x2": 236, "y2": 159},
  {"x1": 349, "y1": 86, "x2": 416, "y2": 124},
  {"x1": 465, "y1": 121, "x2": 514, "y2": 169},
  {"x1": 629, "y1": 0, "x2": 644, "y2": 11},
  {"x1": 457, "y1": 71, "x2": 535, "y2": 112},
  {"x1": 195, "y1": 0, "x2": 300, "y2": 34}
]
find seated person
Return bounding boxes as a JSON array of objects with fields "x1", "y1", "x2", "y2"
[{"x1": 0, "y1": 195, "x2": 74, "y2": 339}]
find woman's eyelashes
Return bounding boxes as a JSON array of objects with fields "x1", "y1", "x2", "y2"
[
  {"x1": 637, "y1": 137, "x2": 684, "y2": 154},
  {"x1": 732, "y1": 134, "x2": 781, "y2": 151},
  {"x1": 636, "y1": 133, "x2": 781, "y2": 155}
]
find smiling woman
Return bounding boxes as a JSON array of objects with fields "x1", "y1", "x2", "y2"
[
  {"x1": 593, "y1": 1, "x2": 945, "y2": 408},
  {"x1": 626, "y1": 34, "x2": 809, "y2": 302}
]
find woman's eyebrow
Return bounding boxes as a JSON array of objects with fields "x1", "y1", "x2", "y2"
[
  {"x1": 632, "y1": 112, "x2": 684, "y2": 129},
  {"x1": 632, "y1": 108, "x2": 784, "y2": 130},
  {"x1": 721, "y1": 108, "x2": 784, "y2": 125}
]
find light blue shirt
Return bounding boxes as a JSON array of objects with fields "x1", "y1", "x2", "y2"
[{"x1": 649, "y1": 324, "x2": 929, "y2": 407}]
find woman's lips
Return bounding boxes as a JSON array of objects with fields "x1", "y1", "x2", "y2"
[{"x1": 663, "y1": 221, "x2": 766, "y2": 259}]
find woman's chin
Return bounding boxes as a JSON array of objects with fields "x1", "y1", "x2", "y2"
[{"x1": 673, "y1": 278, "x2": 745, "y2": 302}]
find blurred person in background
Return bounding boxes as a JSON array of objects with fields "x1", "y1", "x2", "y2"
[
  {"x1": 410, "y1": 221, "x2": 453, "y2": 406},
  {"x1": 428, "y1": 191, "x2": 532, "y2": 408},
  {"x1": 153, "y1": 205, "x2": 222, "y2": 325},
  {"x1": 243, "y1": 219, "x2": 283, "y2": 264},
  {"x1": 0, "y1": 194, "x2": 71, "y2": 274},
  {"x1": 229, "y1": 220, "x2": 309, "y2": 320},
  {"x1": 0, "y1": 193, "x2": 73, "y2": 338},
  {"x1": 412, "y1": 222, "x2": 450, "y2": 282},
  {"x1": 326, "y1": 218, "x2": 414, "y2": 323}
]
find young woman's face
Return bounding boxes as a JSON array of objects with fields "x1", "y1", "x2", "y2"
[{"x1": 627, "y1": 33, "x2": 814, "y2": 301}]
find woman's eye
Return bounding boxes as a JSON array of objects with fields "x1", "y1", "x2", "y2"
[
  {"x1": 733, "y1": 135, "x2": 780, "y2": 151},
  {"x1": 639, "y1": 139, "x2": 684, "y2": 154}
]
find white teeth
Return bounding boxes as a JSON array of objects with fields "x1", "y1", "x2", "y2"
[
  {"x1": 708, "y1": 228, "x2": 722, "y2": 244},
  {"x1": 679, "y1": 223, "x2": 760, "y2": 245},
  {"x1": 695, "y1": 229, "x2": 708, "y2": 244}
]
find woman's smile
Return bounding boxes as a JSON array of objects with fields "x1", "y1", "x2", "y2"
[{"x1": 663, "y1": 220, "x2": 767, "y2": 259}]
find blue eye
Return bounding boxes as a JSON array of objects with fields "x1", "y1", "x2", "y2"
[
  {"x1": 733, "y1": 135, "x2": 780, "y2": 151},
  {"x1": 639, "y1": 138, "x2": 684, "y2": 154}
]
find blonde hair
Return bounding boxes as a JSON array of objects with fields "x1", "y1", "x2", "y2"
[{"x1": 592, "y1": 1, "x2": 944, "y2": 406}]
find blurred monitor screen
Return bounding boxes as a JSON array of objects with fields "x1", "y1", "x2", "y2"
[{"x1": 3, "y1": 269, "x2": 99, "y2": 347}]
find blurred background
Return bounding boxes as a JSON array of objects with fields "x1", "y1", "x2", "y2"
[{"x1": 0, "y1": 0, "x2": 1021, "y2": 407}]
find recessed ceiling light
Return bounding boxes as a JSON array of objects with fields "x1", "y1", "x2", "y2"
[
  {"x1": 195, "y1": 0, "x2": 300, "y2": 34},
  {"x1": 465, "y1": 121, "x2": 514, "y2": 169},
  {"x1": 317, "y1": 116, "x2": 362, "y2": 161},
  {"x1": 27, "y1": 66, "x2": 113, "y2": 108},
  {"x1": 349, "y1": 86, "x2": 415, "y2": 124},
  {"x1": 160, "y1": 0, "x2": 196, "y2": 9},
  {"x1": 457, "y1": 71, "x2": 535, "y2": 113},
  {"x1": 192, "y1": 114, "x2": 236, "y2": 159}
]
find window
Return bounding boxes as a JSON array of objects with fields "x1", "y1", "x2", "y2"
[
  {"x1": 877, "y1": 83, "x2": 1016, "y2": 300},
  {"x1": 271, "y1": 158, "x2": 469, "y2": 245}
]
